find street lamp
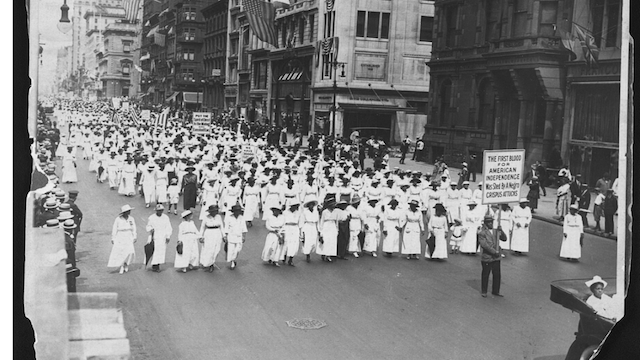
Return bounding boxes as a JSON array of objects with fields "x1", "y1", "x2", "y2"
[
  {"x1": 57, "y1": 0, "x2": 72, "y2": 34},
  {"x1": 329, "y1": 60, "x2": 347, "y2": 137}
]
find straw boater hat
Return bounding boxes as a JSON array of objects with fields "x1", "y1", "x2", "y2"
[
  {"x1": 45, "y1": 219, "x2": 60, "y2": 228},
  {"x1": 58, "y1": 203, "x2": 71, "y2": 212},
  {"x1": 467, "y1": 200, "x2": 477, "y2": 206},
  {"x1": 304, "y1": 198, "x2": 318, "y2": 207},
  {"x1": 181, "y1": 210, "x2": 193, "y2": 218},
  {"x1": 409, "y1": 200, "x2": 420, "y2": 208},
  {"x1": 63, "y1": 219, "x2": 77, "y2": 230},
  {"x1": 155, "y1": 204, "x2": 165, "y2": 211},
  {"x1": 463, "y1": 181, "x2": 470, "y2": 186},
  {"x1": 519, "y1": 198, "x2": 530, "y2": 203},
  {"x1": 120, "y1": 204, "x2": 134, "y2": 214},
  {"x1": 351, "y1": 195, "x2": 361, "y2": 205},
  {"x1": 477, "y1": 182, "x2": 483, "y2": 187},
  {"x1": 483, "y1": 214, "x2": 494, "y2": 222},
  {"x1": 585, "y1": 275, "x2": 607, "y2": 289}
]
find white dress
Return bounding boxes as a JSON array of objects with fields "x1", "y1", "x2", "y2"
[
  {"x1": 401, "y1": 209, "x2": 423, "y2": 255},
  {"x1": 107, "y1": 216, "x2": 137, "y2": 267},
  {"x1": 140, "y1": 169, "x2": 157, "y2": 205},
  {"x1": 382, "y1": 208, "x2": 402, "y2": 253},
  {"x1": 118, "y1": 163, "x2": 137, "y2": 196},
  {"x1": 61, "y1": 150, "x2": 78, "y2": 183},
  {"x1": 511, "y1": 206, "x2": 531, "y2": 252},
  {"x1": 347, "y1": 205, "x2": 363, "y2": 253},
  {"x1": 460, "y1": 207, "x2": 482, "y2": 254},
  {"x1": 174, "y1": 220, "x2": 200, "y2": 268},
  {"x1": 242, "y1": 184, "x2": 261, "y2": 221},
  {"x1": 155, "y1": 170, "x2": 169, "y2": 203},
  {"x1": 262, "y1": 215, "x2": 285, "y2": 261},
  {"x1": 146, "y1": 213, "x2": 172, "y2": 265},
  {"x1": 560, "y1": 213, "x2": 583, "y2": 259},
  {"x1": 362, "y1": 204, "x2": 381, "y2": 253},
  {"x1": 280, "y1": 210, "x2": 301, "y2": 259},
  {"x1": 497, "y1": 209, "x2": 513, "y2": 250},
  {"x1": 300, "y1": 208, "x2": 320, "y2": 255},
  {"x1": 317, "y1": 209, "x2": 344, "y2": 257},
  {"x1": 427, "y1": 215, "x2": 449, "y2": 259},
  {"x1": 262, "y1": 184, "x2": 283, "y2": 220},
  {"x1": 199, "y1": 215, "x2": 224, "y2": 267}
]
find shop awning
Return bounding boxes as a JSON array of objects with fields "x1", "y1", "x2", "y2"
[
  {"x1": 183, "y1": 92, "x2": 202, "y2": 103},
  {"x1": 278, "y1": 69, "x2": 303, "y2": 81},
  {"x1": 165, "y1": 92, "x2": 180, "y2": 103},
  {"x1": 146, "y1": 26, "x2": 159, "y2": 38}
]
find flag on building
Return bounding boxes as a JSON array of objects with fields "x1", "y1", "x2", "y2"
[
  {"x1": 123, "y1": 0, "x2": 142, "y2": 23},
  {"x1": 242, "y1": 0, "x2": 291, "y2": 48},
  {"x1": 574, "y1": 24, "x2": 599, "y2": 68},
  {"x1": 325, "y1": 0, "x2": 335, "y2": 12},
  {"x1": 555, "y1": 19, "x2": 577, "y2": 61}
]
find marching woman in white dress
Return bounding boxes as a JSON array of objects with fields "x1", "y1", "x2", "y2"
[
  {"x1": 175, "y1": 210, "x2": 200, "y2": 273},
  {"x1": 381, "y1": 199, "x2": 403, "y2": 256},
  {"x1": 81, "y1": 133, "x2": 93, "y2": 159},
  {"x1": 118, "y1": 158, "x2": 137, "y2": 196},
  {"x1": 346, "y1": 196, "x2": 363, "y2": 258},
  {"x1": 299, "y1": 199, "x2": 320, "y2": 262},
  {"x1": 56, "y1": 133, "x2": 68, "y2": 158},
  {"x1": 140, "y1": 164, "x2": 157, "y2": 208},
  {"x1": 61, "y1": 146, "x2": 78, "y2": 183},
  {"x1": 199, "y1": 179, "x2": 221, "y2": 220},
  {"x1": 262, "y1": 177, "x2": 283, "y2": 220},
  {"x1": 362, "y1": 198, "x2": 382, "y2": 257},
  {"x1": 317, "y1": 198, "x2": 346, "y2": 262},
  {"x1": 241, "y1": 177, "x2": 261, "y2": 227},
  {"x1": 108, "y1": 205, "x2": 137, "y2": 274},
  {"x1": 198, "y1": 205, "x2": 225, "y2": 272},
  {"x1": 511, "y1": 199, "x2": 532, "y2": 255},
  {"x1": 262, "y1": 207, "x2": 286, "y2": 266},
  {"x1": 400, "y1": 200, "x2": 424, "y2": 259},
  {"x1": 145, "y1": 204, "x2": 172, "y2": 272},
  {"x1": 154, "y1": 163, "x2": 169, "y2": 206},
  {"x1": 496, "y1": 204, "x2": 513, "y2": 252},
  {"x1": 88, "y1": 142, "x2": 101, "y2": 173},
  {"x1": 426, "y1": 203, "x2": 449, "y2": 259},
  {"x1": 560, "y1": 204, "x2": 583, "y2": 261},
  {"x1": 106, "y1": 152, "x2": 120, "y2": 189},
  {"x1": 280, "y1": 201, "x2": 302, "y2": 266},
  {"x1": 460, "y1": 200, "x2": 482, "y2": 254}
]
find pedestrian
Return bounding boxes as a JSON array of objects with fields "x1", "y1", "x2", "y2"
[
  {"x1": 146, "y1": 204, "x2": 173, "y2": 272},
  {"x1": 595, "y1": 172, "x2": 611, "y2": 194},
  {"x1": 556, "y1": 177, "x2": 571, "y2": 221},
  {"x1": 585, "y1": 276, "x2": 616, "y2": 321},
  {"x1": 198, "y1": 205, "x2": 224, "y2": 272},
  {"x1": 535, "y1": 161, "x2": 547, "y2": 196},
  {"x1": 468, "y1": 154, "x2": 477, "y2": 182},
  {"x1": 526, "y1": 176, "x2": 540, "y2": 212},
  {"x1": 478, "y1": 213, "x2": 507, "y2": 298},
  {"x1": 496, "y1": 204, "x2": 512, "y2": 254},
  {"x1": 592, "y1": 189, "x2": 605, "y2": 232},
  {"x1": 449, "y1": 219, "x2": 464, "y2": 254},
  {"x1": 511, "y1": 199, "x2": 532, "y2": 255},
  {"x1": 281, "y1": 201, "x2": 302, "y2": 266},
  {"x1": 426, "y1": 203, "x2": 449, "y2": 260},
  {"x1": 66, "y1": 190, "x2": 83, "y2": 239},
  {"x1": 167, "y1": 178, "x2": 180, "y2": 215},
  {"x1": 108, "y1": 204, "x2": 137, "y2": 275},
  {"x1": 603, "y1": 189, "x2": 617, "y2": 237},
  {"x1": 318, "y1": 198, "x2": 347, "y2": 262},
  {"x1": 118, "y1": 158, "x2": 137, "y2": 196},
  {"x1": 63, "y1": 219, "x2": 77, "y2": 268},
  {"x1": 399, "y1": 135, "x2": 411, "y2": 164},
  {"x1": 560, "y1": 204, "x2": 584, "y2": 262},
  {"x1": 299, "y1": 199, "x2": 320, "y2": 262},
  {"x1": 155, "y1": 162, "x2": 169, "y2": 206},
  {"x1": 140, "y1": 164, "x2": 157, "y2": 208},
  {"x1": 175, "y1": 210, "x2": 200, "y2": 273},
  {"x1": 578, "y1": 184, "x2": 591, "y2": 228},
  {"x1": 569, "y1": 174, "x2": 582, "y2": 204},
  {"x1": 242, "y1": 177, "x2": 261, "y2": 227},
  {"x1": 381, "y1": 199, "x2": 402, "y2": 257},
  {"x1": 335, "y1": 200, "x2": 351, "y2": 260},
  {"x1": 412, "y1": 137, "x2": 424, "y2": 161},
  {"x1": 457, "y1": 162, "x2": 469, "y2": 188},
  {"x1": 181, "y1": 165, "x2": 199, "y2": 210},
  {"x1": 61, "y1": 146, "x2": 78, "y2": 183},
  {"x1": 223, "y1": 204, "x2": 248, "y2": 270},
  {"x1": 263, "y1": 206, "x2": 285, "y2": 266}
]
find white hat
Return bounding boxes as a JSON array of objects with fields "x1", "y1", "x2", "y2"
[
  {"x1": 570, "y1": 203, "x2": 579, "y2": 210},
  {"x1": 467, "y1": 200, "x2": 477, "y2": 206},
  {"x1": 155, "y1": 204, "x2": 165, "y2": 211},
  {"x1": 181, "y1": 210, "x2": 193, "y2": 218},
  {"x1": 462, "y1": 162, "x2": 468, "y2": 166},
  {"x1": 585, "y1": 276, "x2": 607, "y2": 289},
  {"x1": 477, "y1": 182, "x2": 483, "y2": 186},
  {"x1": 519, "y1": 198, "x2": 530, "y2": 203},
  {"x1": 120, "y1": 204, "x2": 134, "y2": 214},
  {"x1": 462, "y1": 181, "x2": 470, "y2": 185}
]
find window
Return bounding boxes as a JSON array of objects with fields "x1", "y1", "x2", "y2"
[
  {"x1": 322, "y1": 54, "x2": 334, "y2": 79},
  {"x1": 538, "y1": 2, "x2": 557, "y2": 37},
  {"x1": 419, "y1": 16, "x2": 433, "y2": 42},
  {"x1": 230, "y1": 39, "x2": 238, "y2": 55},
  {"x1": 122, "y1": 63, "x2": 131, "y2": 76},
  {"x1": 512, "y1": 0, "x2": 528, "y2": 37},
  {"x1": 183, "y1": 28, "x2": 195, "y2": 41},
  {"x1": 308, "y1": 14, "x2": 314, "y2": 42},
  {"x1": 592, "y1": 0, "x2": 621, "y2": 48},
  {"x1": 444, "y1": 5, "x2": 459, "y2": 47},
  {"x1": 299, "y1": 17, "x2": 305, "y2": 45},
  {"x1": 183, "y1": 49, "x2": 195, "y2": 61},
  {"x1": 356, "y1": 11, "x2": 391, "y2": 40},
  {"x1": 253, "y1": 61, "x2": 267, "y2": 89},
  {"x1": 123, "y1": 41, "x2": 131, "y2": 53},
  {"x1": 182, "y1": 68, "x2": 194, "y2": 81},
  {"x1": 183, "y1": 7, "x2": 196, "y2": 21},
  {"x1": 485, "y1": 0, "x2": 501, "y2": 42}
]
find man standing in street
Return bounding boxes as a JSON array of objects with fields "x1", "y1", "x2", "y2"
[
  {"x1": 412, "y1": 137, "x2": 424, "y2": 162},
  {"x1": 469, "y1": 154, "x2": 478, "y2": 182},
  {"x1": 399, "y1": 135, "x2": 411, "y2": 164},
  {"x1": 478, "y1": 213, "x2": 507, "y2": 298}
]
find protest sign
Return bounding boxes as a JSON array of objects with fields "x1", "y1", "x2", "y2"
[
  {"x1": 481, "y1": 149, "x2": 525, "y2": 205},
  {"x1": 192, "y1": 112, "x2": 212, "y2": 135},
  {"x1": 241, "y1": 144, "x2": 256, "y2": 161},
  {"x1": 140, "y1": 110, "x2": 151, "y2": 120}
]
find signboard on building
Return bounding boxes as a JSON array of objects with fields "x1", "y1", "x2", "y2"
[
  {"x1": 140, "y1": 110, "x2": 151, "y2": 121},
  {"x1": 192, "y1": 112, "x2": 212, "y2": 135},
  {"x1": 481, "y1": 149, "x2": 525, "y2": 205},
  {"x1": 354, "y1": 53, "x2": 387, "y2": 81}
]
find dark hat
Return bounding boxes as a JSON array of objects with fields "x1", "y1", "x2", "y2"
[
  {"x1": 231, "y1": 204, "x2": 243, "y2": 212},
  {"x1": 483, "y1": 214, "x2": 494, "y2": 222},
  {"x1": 207, "y1": 205, "x2": 219, "y2": 213},
  {"x1": 68, "y1": 190, "x2": 79, "y2": 197},
  {"x1": 270, "y1": 206, "x2": 283, "y2": 213},
  {"x1": 388, "y1": 199, "x2": 399, "y2": 206}
]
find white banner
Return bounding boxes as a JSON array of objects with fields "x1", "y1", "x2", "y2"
[
  {"x1": 112, "y1": 98, "x2": 121, "y2": 109},
  {"x1": 481, "y1": 149, "x2": 525, "y2": 205},
  {"x1": 140, "y1": 110, "x2": 151, "y2": 120},
  {"x1": 192, "y1": 112, "x2": 212, "y2": 135},
  {"x1": 121, "y1": 101, "x2": 130, "y2": 111}
]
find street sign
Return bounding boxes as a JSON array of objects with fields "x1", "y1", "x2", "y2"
[
  {"x1": 481, "y1": 149, "x2": 525, "y2": 205},
  {"x1": 192, "y1": 112, "x2": 212, "y2": 135},
  {"x1": 140, "y1": 110, "x2": 151, "y2": 121}
]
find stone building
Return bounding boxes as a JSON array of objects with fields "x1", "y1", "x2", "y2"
[
  {"x1": 202, "y1": 0, "x2": 229, "y2": 114},
  {"x1": 98, "y1": 22, "x2": 138, "y2": 98}
]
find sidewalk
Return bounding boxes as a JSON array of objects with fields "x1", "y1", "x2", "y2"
[{"x1": 282, "y1": 134, "x2": 616, "y2": 240}]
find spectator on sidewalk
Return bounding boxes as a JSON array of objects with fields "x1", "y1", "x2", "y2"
[
  {"x1": 593, "y1": 191, "x2": 605, "y2": 232},
  {"x1": 469, "y1": 154, "x2": 478, "y2": 182},
  {"x1": 399, "y1": 135, "x2": 411, "y2": 164},
  {"x1": 570, "y1": 174, "x2": 583, "y2": 204},
  {"x1": 595, "y1": 172, "x2": 611, "y2": 194},
  {"x1": 412, "y1": 137, "x2": 424, "y2": 161},
  {"x1": 558, "y1": 165, "x2": 572, "y2": 184},
  {"x1": 556, "y1": 178, "x2": 571, "y2": 222},
  {"x1": 526, "y1": 176, "x2": 540, "y2": 213},
  {"x1": 603, "y1": 189, "x2": 617, "y2": 237},
  {"x1": 578, "y1": 184, "x2": 591, "y2": 228},
  {"x1": 611, "y1": 177, "x2": 619, "y2": 198},
  {"x1": 458, "y1": 162, "x2": 469, "y2": 188},
  {"x1": 535, "y1": 161, "x2": 547, "y2": 196}
]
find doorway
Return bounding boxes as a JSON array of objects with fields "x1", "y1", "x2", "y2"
[{"x1": 432, "y1": 146, "x2": 444, "y2": 163}]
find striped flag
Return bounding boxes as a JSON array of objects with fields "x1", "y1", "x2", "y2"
[
  {"x1": 130, "y1": 110, "x2": 140, "y2": 125},
  {"x1": 155, "y1": 108, "x2": 170, "y2": 129},
  {"x1": 123, "y1": 0, "x2": 142, "y2": 23},
  {"x1": 242, "y1": 0, "x2": 291, "y2": 48},
  {"x1": 574, "y1": 24, "x2": 599, "y2": 69}
]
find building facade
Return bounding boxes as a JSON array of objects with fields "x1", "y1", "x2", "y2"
[
  {"x1": 202, "y1": 0, "x2": 228, "y2": 114},
  {"x1": 311, "y1": 0, "x2": 433, "y2": 142},
  {"x1": 426, "y1": 0, "x2": 622, "y2": 179},
  {"x1": 98, "y1": 22, "x2": 138, "y2": 98}
]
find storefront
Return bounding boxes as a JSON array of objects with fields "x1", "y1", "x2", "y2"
[{"x1": 563, "y1": 60, "x2": 621, "y2": 187}]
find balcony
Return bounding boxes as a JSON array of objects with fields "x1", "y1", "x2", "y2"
[{"x1": 275, "y1": 0, "x2": 316, "y2": 19}]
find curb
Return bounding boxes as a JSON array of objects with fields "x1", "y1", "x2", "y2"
[{"x1": 531, "y1": 214, "x2": 617, "y2": 241}]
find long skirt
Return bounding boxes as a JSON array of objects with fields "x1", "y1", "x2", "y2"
[
  {"x1": 155, "y1": 181, "x2": 168, "y2": 203},
  {"x1": 243, "y1": 195, "x2": 260, "y2": 221},
  {"x1": 499, "y1": 220, "x2": 512, "y2": 250},
  {"x1": 89, "y1": 158, "x2": 99, "y2": 172},
  {"x1": 559, "y1": 231, "x2": 581, "y2": 259},
  {"x1": 363, "y1": 227, "x2": 380, "y2": 253},
  {"x1": 459, "y1": 225, "x2": 479, "y2": 254},
  {"x1": 226, "y1": 242, "x2": 242, "y2": 262},
  {"x1": 382, "y1": 227, "x2": 400, "y2": 253},
  {"x1": 107, "y1": 235, "x2": 136, "y2": 268},
  {"x1": 61, "y1": 159, "x2": 78, "y2": 183},
  {"x1": 401, "y1": 227, "x2": 421, "y2": 255},
  {"x1": 262, "y1": 194, "x2": 281, "y2": 220},
  {"x1": 347, "y1": 230, "x2": 362, "y2": 252},
  {"x1": 280, "y1": 225, "x2": 301, "y2": 259},
  {"x1": 174, "y1": 237, "x2": 199, "y2": 268},
  {"x1": 301, "y1": 224, "x2": 318, "y2": 255},
  {"x1": 200, "y1": 229, "x2": 223, "y2": 267},
  {"x1": 511, "y1": 226, "x2": 529, "y2": 252},
  {"x1": 149, "y1": 236, "x2": 168, "y2": 266},
  {"x1": 426, "y1": 228, "x2": 448, "y2": 259},
  {"x1": 262, "y1": 233, "x2": 283, "y2": 262},
  {"x1": 183, "y1": 184, "x2": 198, "y2": 210},
  {"x1": 118, "y1": 175, "x2": 136, "y2": 196},
  {"x1": 316, "y1": 227, "x2": 338, "y2": 256},
  {"x1": 107, "y1": 168, "x2": 119, "y2": 188}
]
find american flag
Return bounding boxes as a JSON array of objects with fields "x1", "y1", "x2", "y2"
[
  {"x1": 154, "y1": 108, "x2": 170, "y2": 129},
  {"x1": 130, "y1": 110, "x2": 140, "y2": 125},
  {"x1": 242, "y1": 0, "x2": 291, "y2": 48},
  {"x1": 123, "y1": 0, "x2": 142, "y2": 23}
]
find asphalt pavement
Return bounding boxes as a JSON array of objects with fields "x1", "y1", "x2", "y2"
[{"x1": 57, "y1": 147, "x2": 617, "y2": 360}]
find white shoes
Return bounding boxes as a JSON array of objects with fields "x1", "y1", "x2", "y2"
[
  {"x1": 119, "y1": 266, "x2": 124, "y2": 274},
  {"x1": 353, "y1": 252, "x2": 359, "y2": 258},
  {"x1": 372, "y1": 252, "x2": 377, "y2": 258}
]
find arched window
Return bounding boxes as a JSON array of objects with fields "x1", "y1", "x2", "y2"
[
  {"x1": 439, "y1": 79, "x2": 452, "y2": 126},
  {"x1": 477, "y1": 78, "x2": 495, "y2": 130}
]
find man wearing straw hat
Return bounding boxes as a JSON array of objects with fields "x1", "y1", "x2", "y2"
[
  {"x1": 477, "y1": 213, "x2": 507, "y2": 298},
  {"x1": 224, "y1": 204, "x2": 248, "y2": 270}
]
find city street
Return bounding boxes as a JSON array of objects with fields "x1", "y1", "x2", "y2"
[{"x1": 59, "y1": 152, "x2": 617, "y2": 360}]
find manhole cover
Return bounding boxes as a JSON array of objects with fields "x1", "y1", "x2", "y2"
[{"x1": 286, "y1": 318, "x2": 327, "y2": 330}]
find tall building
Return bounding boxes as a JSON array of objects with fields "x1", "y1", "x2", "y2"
[
  {"x1": 425, "y1": 0, "x2": 622, "y2": 183},
  {"x1": 55, "y1": 46, "x2": 73, "y2": 93},
  {"x1": 311, "y1": 0, "x2": 433, "y2": 141},
  {"x1": 202, "y1": 0, "x2": 228, "y2": 114},
  {"x1": 98, "y1": 22, "x2": 138, "y2": 98}
]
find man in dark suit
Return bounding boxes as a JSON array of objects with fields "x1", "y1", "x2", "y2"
[
  {"x1": 66, "y1": 190, "x2": 83, "y2": 240},
  {"x1": 478, "y1": 214, "x2": 507, "y2": 298}
]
